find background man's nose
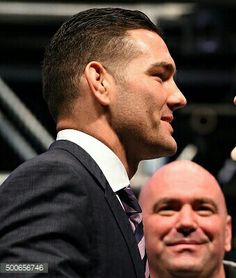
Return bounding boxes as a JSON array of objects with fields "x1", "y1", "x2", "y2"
[{"x1": 176, "y1": 205, "x2": 197, "y2": 236}]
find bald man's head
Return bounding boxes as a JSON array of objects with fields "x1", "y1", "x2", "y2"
[
  {"x1": 140, "y1": 160, "x2": 232, "y2": 278},
  {"x1": 140, "y1": 160, "x2": 228, "y2": 215}
]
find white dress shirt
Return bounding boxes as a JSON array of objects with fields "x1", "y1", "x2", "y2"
[{"x1": 56, "y1": 129, "x2": 130, "y2": 193}]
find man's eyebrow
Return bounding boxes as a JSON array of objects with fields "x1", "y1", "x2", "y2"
[{"x1": 146, "y1": 62, "x2": 176, "y2": 76}]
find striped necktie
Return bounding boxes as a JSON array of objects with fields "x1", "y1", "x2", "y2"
[{"x1": 117, "y1": 185, "x2": 149, "y2": 278}]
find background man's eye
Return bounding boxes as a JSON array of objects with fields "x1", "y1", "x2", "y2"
[
  {"x1": 197, "y1": 206, "x2": 215, "y2": 216},
  {"x1": 154, "y1": 206, "x2": 177, "y2": 216}
]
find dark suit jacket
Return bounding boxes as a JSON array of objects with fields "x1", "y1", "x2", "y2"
[
  {"x1": 0, "y1": 140, "x2": 144, "y2": 278},
  {"x1": 224, "y1": 260, "x2": 236, "y2": 278}
]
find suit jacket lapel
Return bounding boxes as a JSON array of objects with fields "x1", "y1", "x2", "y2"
[{"x1": 50, "y1": 140, "x2": 144, "y2": 278}]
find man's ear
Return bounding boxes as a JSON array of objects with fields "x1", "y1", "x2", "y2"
[
  {"x1": 84, "y1": 61, "x2": 110, "y2": 106},
  {"x1": 224, "y1": 215, "x2": 232, "y2": 252}
]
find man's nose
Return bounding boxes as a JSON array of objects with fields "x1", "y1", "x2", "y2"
[
  {"x1": 176, "y1": 205, "x2": 197, "y2": 236},
  {"x1": 168, "y1": 82, "x2": 187, "y2": 111}
]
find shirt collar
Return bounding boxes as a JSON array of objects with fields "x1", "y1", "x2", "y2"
[{"x1": 56, "y1": 129, "x2": 130, "y2": 192}]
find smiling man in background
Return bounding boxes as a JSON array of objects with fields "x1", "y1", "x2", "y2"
[{"x1": 139, "y1": 160, "x2": 236, "y2": 278}]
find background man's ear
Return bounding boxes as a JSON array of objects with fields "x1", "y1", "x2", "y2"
[
  {"x1": 225, "y1": 215, "x2": 232, "y2": 252},
  {"x1": 84, "y1": 61, "x2": 110, "y2": 106}
]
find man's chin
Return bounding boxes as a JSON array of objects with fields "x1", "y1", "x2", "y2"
[
  {"x1": 165, "y1": 253, "x2": 205, "y2": 275},
  {"x1": 161, "y1": 140, "x2": 177, "y2": 157},
  {"x1": 168, "y1": 263, "x2": 202, "y2": 276},
  {"x1": 142, "y1": 138, "x2": 177, "y2": 160}
]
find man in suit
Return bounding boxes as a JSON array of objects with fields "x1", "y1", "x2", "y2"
[
  {"x1": 139, "y1": 160, "x2": 235, "y2": 278},
  {"x1": 0, "y1": 8, "x2": 186, "y2": 277}
]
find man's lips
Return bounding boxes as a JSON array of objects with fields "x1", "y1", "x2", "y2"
[
  {"x1": 161, "y1": 115, "x2": 174, "y2": 123},
  {"x1": 161, "y1": 115, "x2": 174, "y2": 134},
  {"x1": 166, "y1": 239, "x2": 207, "y2": 246}
]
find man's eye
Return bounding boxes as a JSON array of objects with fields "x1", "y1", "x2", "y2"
[
  {"x1": 153, "y1": 73, "x2": 167, "y2": 82},
  {"x1": 154, "y1": 206, "x2": 176, "y2": 216},
  {"x1": 197, "y1": 206, "x2": 215, "y2": 216}
]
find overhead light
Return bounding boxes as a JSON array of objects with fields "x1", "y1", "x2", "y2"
[
  {"x1": 231, "y1": 146, "x2": 236, "y2": 161},
  {"x1": 176, "y1": 144, "x2": 198, "y2": 161},
  {"x1": 0, "y1": 2, "x2": 193, "y2": 20}
]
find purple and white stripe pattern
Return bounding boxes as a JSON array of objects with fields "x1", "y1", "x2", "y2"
[{"x1": 118, "y1": 185, "x2": 149, "y2": 278}]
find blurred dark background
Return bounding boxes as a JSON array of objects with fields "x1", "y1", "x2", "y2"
[{"x1": 0, "y1": 0, "x2": 235, "y2": 259}]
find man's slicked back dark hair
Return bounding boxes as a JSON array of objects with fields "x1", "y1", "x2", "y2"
[{"x1": 42, "y1": 8, "x2": 161, "y2": 120}]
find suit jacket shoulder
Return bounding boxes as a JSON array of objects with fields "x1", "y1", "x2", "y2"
[{"x1": 0, "y1": 140, "x2": 144, "y2": 278}]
